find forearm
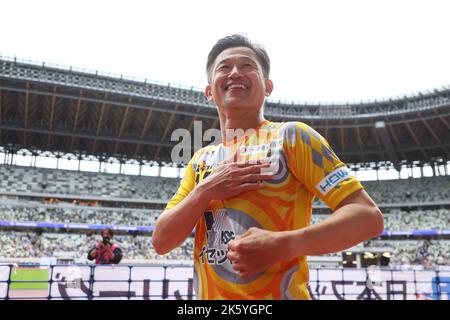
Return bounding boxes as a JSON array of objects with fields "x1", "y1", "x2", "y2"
[
  {"x1": 108, "y1": 247, "x2": 122, "y2": 263},
  {"x1": 106, "y1": 247, "x2": 114, "y2": 257},
  {"x1": 284, "y1": 203, "x2": 384, "y2": 258},
  {"x1": 152, "y1": 184, "x2": 211, "y2": 254}
]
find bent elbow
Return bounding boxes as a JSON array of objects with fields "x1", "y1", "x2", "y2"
[
  {"x1": 370, "y1": 207, "x2": 384, "y2": 238},
  {"x1": 151, "y1": 230, "x2": 169, "y2": 255},
  {"x1": 153, "y1": 244, "x2": 168, "y2": 256}
]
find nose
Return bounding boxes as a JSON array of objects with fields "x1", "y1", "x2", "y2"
[{"x1": 228, "y1": 65, "x2": 242, "y2": 79}]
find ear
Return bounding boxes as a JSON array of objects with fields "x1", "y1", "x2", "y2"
[
  {"x1": 205, "y1": 84, "x2": 214, "y2": 102},
  {"x1": 265, "y1": 79, "x2": 274, "y2": 97}
]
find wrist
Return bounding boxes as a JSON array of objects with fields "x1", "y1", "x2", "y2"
[
  {"x1": 280, "y1": 228, "x2": 307, "y2": 260},
  {"x1": 193, "y1": 182, "x2": 214, "y2": 204}
]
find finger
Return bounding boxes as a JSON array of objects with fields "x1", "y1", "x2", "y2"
[
  {"x1": 227, "y1": 250, "x2": 239, "y2": 261},
  {"x1": 228, "y1": 240, "x2": 238, "y2": 251},
  {"x1": 238, "y1": 173, "x2": 275, "y2": 184},
  {"x1": 232, "y1": 263, "x2": 245, "y2": 272},
  {"x1": 235, "y1": 181, "x2": 265, "y2": 193},
  {"x1": 236, "y1": 160, "x2": 271, "y2": 169}
]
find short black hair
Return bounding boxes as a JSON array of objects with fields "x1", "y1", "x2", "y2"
[{"x1": 206, "y1": 34, "x2": 271, "y2": 83}]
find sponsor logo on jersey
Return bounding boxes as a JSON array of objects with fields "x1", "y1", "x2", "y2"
[{"x1": 316, "y1": 167, "x2": 350, "y2": 195}]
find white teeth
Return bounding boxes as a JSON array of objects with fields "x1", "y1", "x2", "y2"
[{"x1": 226, "y1": 84, "x2": 247, "y2": 90}]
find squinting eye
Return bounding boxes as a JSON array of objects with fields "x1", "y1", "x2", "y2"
[{"x1": 242, "y1": 63, "x2": 255, "y2": 69}]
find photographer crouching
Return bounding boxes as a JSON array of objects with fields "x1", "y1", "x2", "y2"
[{"x1": 88, "y1": 228, "x2": 123, "y2": 264}]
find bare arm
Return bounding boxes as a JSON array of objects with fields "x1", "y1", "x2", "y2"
[
  {"x1": 227, "y1": 189, "x2": 384, "y2": 278},
  {"x1": 151, "y1": 183, "x2": 212, "y2": 255},
  {"x1": 152, "y1": 160, "x2": 274, "y2": 255},
  {"x1": 88, "y1": 249, "x2": 97, "y2": 259},
  {"x1": 284, "y1": 189, "x2": 384, "y2": 257}
]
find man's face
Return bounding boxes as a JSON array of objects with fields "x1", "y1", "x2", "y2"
[
  {"x1": 205, "y1": 47, "x2": 273, "y2": 114},
  {"x1": 102, "y1": 231, "x2": 111, "y2": 240}
]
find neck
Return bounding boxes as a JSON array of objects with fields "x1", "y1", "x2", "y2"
[{"x1": 219, "y1": 110, "x2": 266, "y2": 144}]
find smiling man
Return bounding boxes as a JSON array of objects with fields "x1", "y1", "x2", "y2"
[{"x1": 152, "y1": 34, "x2": 384, "y2": 300}]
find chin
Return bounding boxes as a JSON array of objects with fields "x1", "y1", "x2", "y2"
[
  {"x1": 223, "y1": 99, "x2": 252, "y2": 109},
  {"x1": 225, "y1": 103, "x2": 250, "y2": 109}
]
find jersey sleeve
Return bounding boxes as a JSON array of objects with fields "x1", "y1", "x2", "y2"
[
  {"x1": 283, "y1": 122, "x2": 363, "y2": 211},
  {"x1": 165, "y1": 156, "x2": 197, "y2": 210}
]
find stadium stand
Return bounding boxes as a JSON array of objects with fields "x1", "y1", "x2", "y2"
[
  {"x1": 365, "y1": 240, "x2": 450, "y2": 267},
  {"x1": 1, "y1": 165, "x2": 448, "y2": 203},
  {"x1": 0, "y1": 165, "x2": 179, "y2": 201},
  {"x1": 0, "y1": 202, "x2": 159, "y2": 226},
  {"x1": 0, "y1": 230, "x2": 194, "y2": 262},
  {"x1": 1, "y1": 202, "x2": 450, "y2": 233}
]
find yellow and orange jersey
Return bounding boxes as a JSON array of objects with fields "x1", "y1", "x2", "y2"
[{"x1": 165, "y1": 120, "x2": 363, "y2": 300}]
